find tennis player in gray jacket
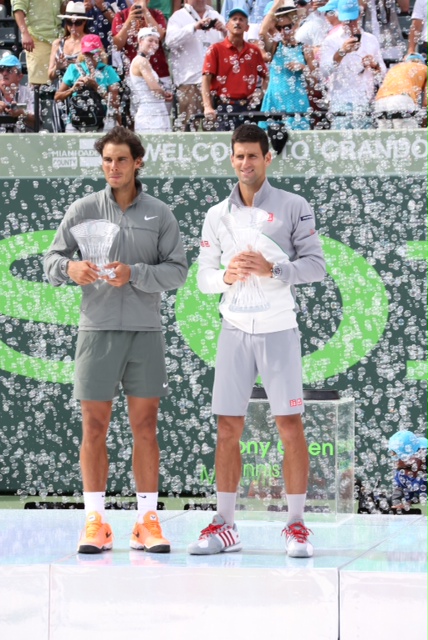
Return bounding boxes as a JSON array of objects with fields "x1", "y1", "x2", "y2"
[
  {"x1": 44, "y1": 126, "x2": 188, "y2": 555},
  {"x1": 188, "y1": 124, "x2": 326, "y2": 558}
]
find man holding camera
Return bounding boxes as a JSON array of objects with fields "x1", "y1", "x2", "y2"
[
  {"x1": 0, "y1": 53, "x2": 35, "y2": 132},
  {"x1": 319, "y1": 0, "x2": 385, "y2": 129},
  {"x1": 112, "y1": 1, "x2": 169, "y2": 74},
  {"x1": 166, "y1": 0, "x2": 225, "y2": 130}
]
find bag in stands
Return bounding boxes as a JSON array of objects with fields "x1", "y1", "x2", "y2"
[{"x1": 67, "y1": 64, "x2": 105, "y2": 130}]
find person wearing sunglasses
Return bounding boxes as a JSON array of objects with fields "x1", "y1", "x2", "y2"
[
  {"x1": 54, "y1": 33, "x2": 121, "y2": 132},
  {"x1": 48, "y1": 2, "x2": 94, "y2": 82},
  {"x1": 259, "y1": 0, "x2": 311, "y2": 131}
]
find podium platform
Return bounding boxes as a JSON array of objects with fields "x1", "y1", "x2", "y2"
[{"x1": 0, "y1": 510, "x2": 426, "y2": 640}]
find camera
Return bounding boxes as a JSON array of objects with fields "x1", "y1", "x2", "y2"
[
  {"x1": 354, "y1": 32, "x2": 361, "y2": 42},
  {"x1": 201, "y1": 18, "x2": 217, "y2": 30}
]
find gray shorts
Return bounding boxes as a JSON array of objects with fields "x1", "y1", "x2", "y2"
[
  {"x1": 212, "y1": 322, "x2": 304, "y2": 417},
  {"x1": 74, "y1": 330, "x2": 168, "y2": 401}
]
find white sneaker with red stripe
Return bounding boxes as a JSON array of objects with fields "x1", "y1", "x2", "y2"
[
  {"x1": 187, "y1": 514, "x2": 242, "y2": 555},
  {"x1": 283, "y1": 520, "x2": 314, "y2": 558}
]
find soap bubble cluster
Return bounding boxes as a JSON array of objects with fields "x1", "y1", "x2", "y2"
[{"x1": 0, "y1": 137, "x2": 426, "y2": 514}]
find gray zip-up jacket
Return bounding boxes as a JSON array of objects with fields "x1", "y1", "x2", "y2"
[
  {"x1": 44, "y1": 181, "x2": 188, "y2": 332},
  {"x1": 197, "y1": 179, "x2": 326, "y2": 334}
]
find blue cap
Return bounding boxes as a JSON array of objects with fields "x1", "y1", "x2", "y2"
[
  {"x1": 337, "y1": 0, "x2": 359, "y2": 21},
  {"x1": 318, "y1": 0, "x2": 338, "y2": 12},
  {"x1": 388, "y1": 430, "x2": 420, "y2": 460},
  {"x1": 418, "y1": 436, "x2": 428, "y2": 449},
  {"x1": 0, "y1": 54, "x2": 21, "y2": 69},
  {"x1": 228, "y1": 7, "x2": 249, "y2": 19},
  {"x1": 407, "y1": 53, "x2": 426, "y2": 64},
  {"x1": 263, "y1": 0, "x2": 274, "y2": 15}
]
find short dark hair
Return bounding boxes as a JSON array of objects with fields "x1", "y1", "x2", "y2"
[
  {"x1": 94, "y1": 126, "x2": 145, "y2": 175},
  {"x1": 231, "y1": 124, "x2": 270, "y2": 156}
]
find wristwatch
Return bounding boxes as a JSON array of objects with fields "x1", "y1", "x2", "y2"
[
  {"x1": 271, "y1": 263, "x2": 283, "y2": 279},
  {"x1": 60, "y1": 259, "x2": 70, "y2": 279}
]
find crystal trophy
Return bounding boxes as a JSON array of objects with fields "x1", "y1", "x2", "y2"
[
  {"x1": 70, "y1": 219, "x2": 120, "y2": 282},
  {"x1": 221, "y1": 205, "x2": 270, "y2": 313}
]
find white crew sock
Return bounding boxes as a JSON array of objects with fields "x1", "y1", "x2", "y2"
[
  {"x1": 217, "y1": 492, "x2": 237, "y2": 526},
  {"x1": 137, "y1": 492, "x2": 158, "y2": 523},
  {"x1": 286, "y1": 493, "x2": 307, "y2": 524},
  {"x1": 83, "y1": 492, "x2": 106, "y2": 521}
]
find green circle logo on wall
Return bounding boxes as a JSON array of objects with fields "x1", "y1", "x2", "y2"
[
  {"x1": 0, "y1": 231, "x2": 79, "y2": 384},
  {"x1": 0, "y1": 233, "x2": 389, "y2": 384}
]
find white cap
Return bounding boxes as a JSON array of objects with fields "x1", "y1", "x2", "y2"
[{"x1": 137, "y1": 27, "x2": 160, "y2": 40}]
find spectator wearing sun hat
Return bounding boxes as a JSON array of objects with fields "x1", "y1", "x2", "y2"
[
  {"x1": 12, "y1": 0, "x2": 63, "y2": 84},
  {"x1": 54, "y1": 33, "x2": 121, "y2": 131},
  {"x1": 259, "y1": 0, "x2": 311, "y2": 131},
  {"x1": 202, "y1": 7, "x2": 268, "y2": 130},
  {"x1": 48, "y1": 2, "x2": 94, "y2": 83},
  {"x1": 0, "y1": 52, "x2": 35, "y2": 131}
]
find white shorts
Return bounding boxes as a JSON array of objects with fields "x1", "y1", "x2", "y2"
[{"x1": 212, "y1": 321, "x2": 304, "y2": 417}]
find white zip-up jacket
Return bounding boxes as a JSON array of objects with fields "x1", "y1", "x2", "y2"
[{"x1": 197, "y1": 179, "x2": 326, "y2": 334}]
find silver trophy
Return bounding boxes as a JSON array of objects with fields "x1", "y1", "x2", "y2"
[
  {"x1": 221, "y1": 205, "x2": 270, "y2": 313},
  {"x1": 70, "y1": 219, "x2": 120, "y2": 283}
]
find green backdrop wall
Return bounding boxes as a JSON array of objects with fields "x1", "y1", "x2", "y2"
[{"x1": 0, "y1": 130, "x2": 426, "y2": 502}]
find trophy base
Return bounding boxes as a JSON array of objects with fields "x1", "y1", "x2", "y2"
[{"x1": 228, "y1": 276, "x2": 270, "y2": 314}]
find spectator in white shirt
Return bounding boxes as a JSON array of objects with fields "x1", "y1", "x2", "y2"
[
  {"x1": 165, "y1": 0, "x2": 225, "y2": 130},
  {"x1": 407, "y1": 0, "x2": 427, "y2": 59},
  {"x1": 319, "y1": 0, "x2": 385, "y2": 128},
  {"x1": 294, "y1": 0, "x2": 331, "y2": 50},
  {"x1": 294, "y1": 0, "x2": 332, "y2": 127}
]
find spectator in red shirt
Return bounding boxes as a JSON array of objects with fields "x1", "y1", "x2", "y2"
[
  {"x1": 112, "y1": 0, "x2": 170, "y2": 95},
  {"x1": 202, "y1": 7, "x2": 268, "y2": 130}
]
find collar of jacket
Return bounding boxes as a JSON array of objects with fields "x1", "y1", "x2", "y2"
[
  {"x1": 105, "y1": 179, "x2": 144, "y2": 205},
  {"x1": 228, "y1": 178, "x2": 272, "y2": 209}
]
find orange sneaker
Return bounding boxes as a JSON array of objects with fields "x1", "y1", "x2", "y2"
[
  {"x1": 77, "y1": 511, "x2": 113, "y2": 554},
  {"x1": 130, "y1": 511, "x2": 170, "y2": 553}
]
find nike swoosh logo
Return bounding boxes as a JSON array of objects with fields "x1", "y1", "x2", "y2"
[
  {"x1": 163, "y1": 382, "x2": 168, "y2": 388},
  {"x1": 144, "y1": 215, "x2": 158, "y2": 220},
  {"x1": 106, "y1": 532, "x2": 112, "y2": 538}
]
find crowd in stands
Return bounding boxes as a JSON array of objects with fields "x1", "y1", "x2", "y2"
[{"x1": 0, "y1": 0, "x2": 426, "y2": 134}]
